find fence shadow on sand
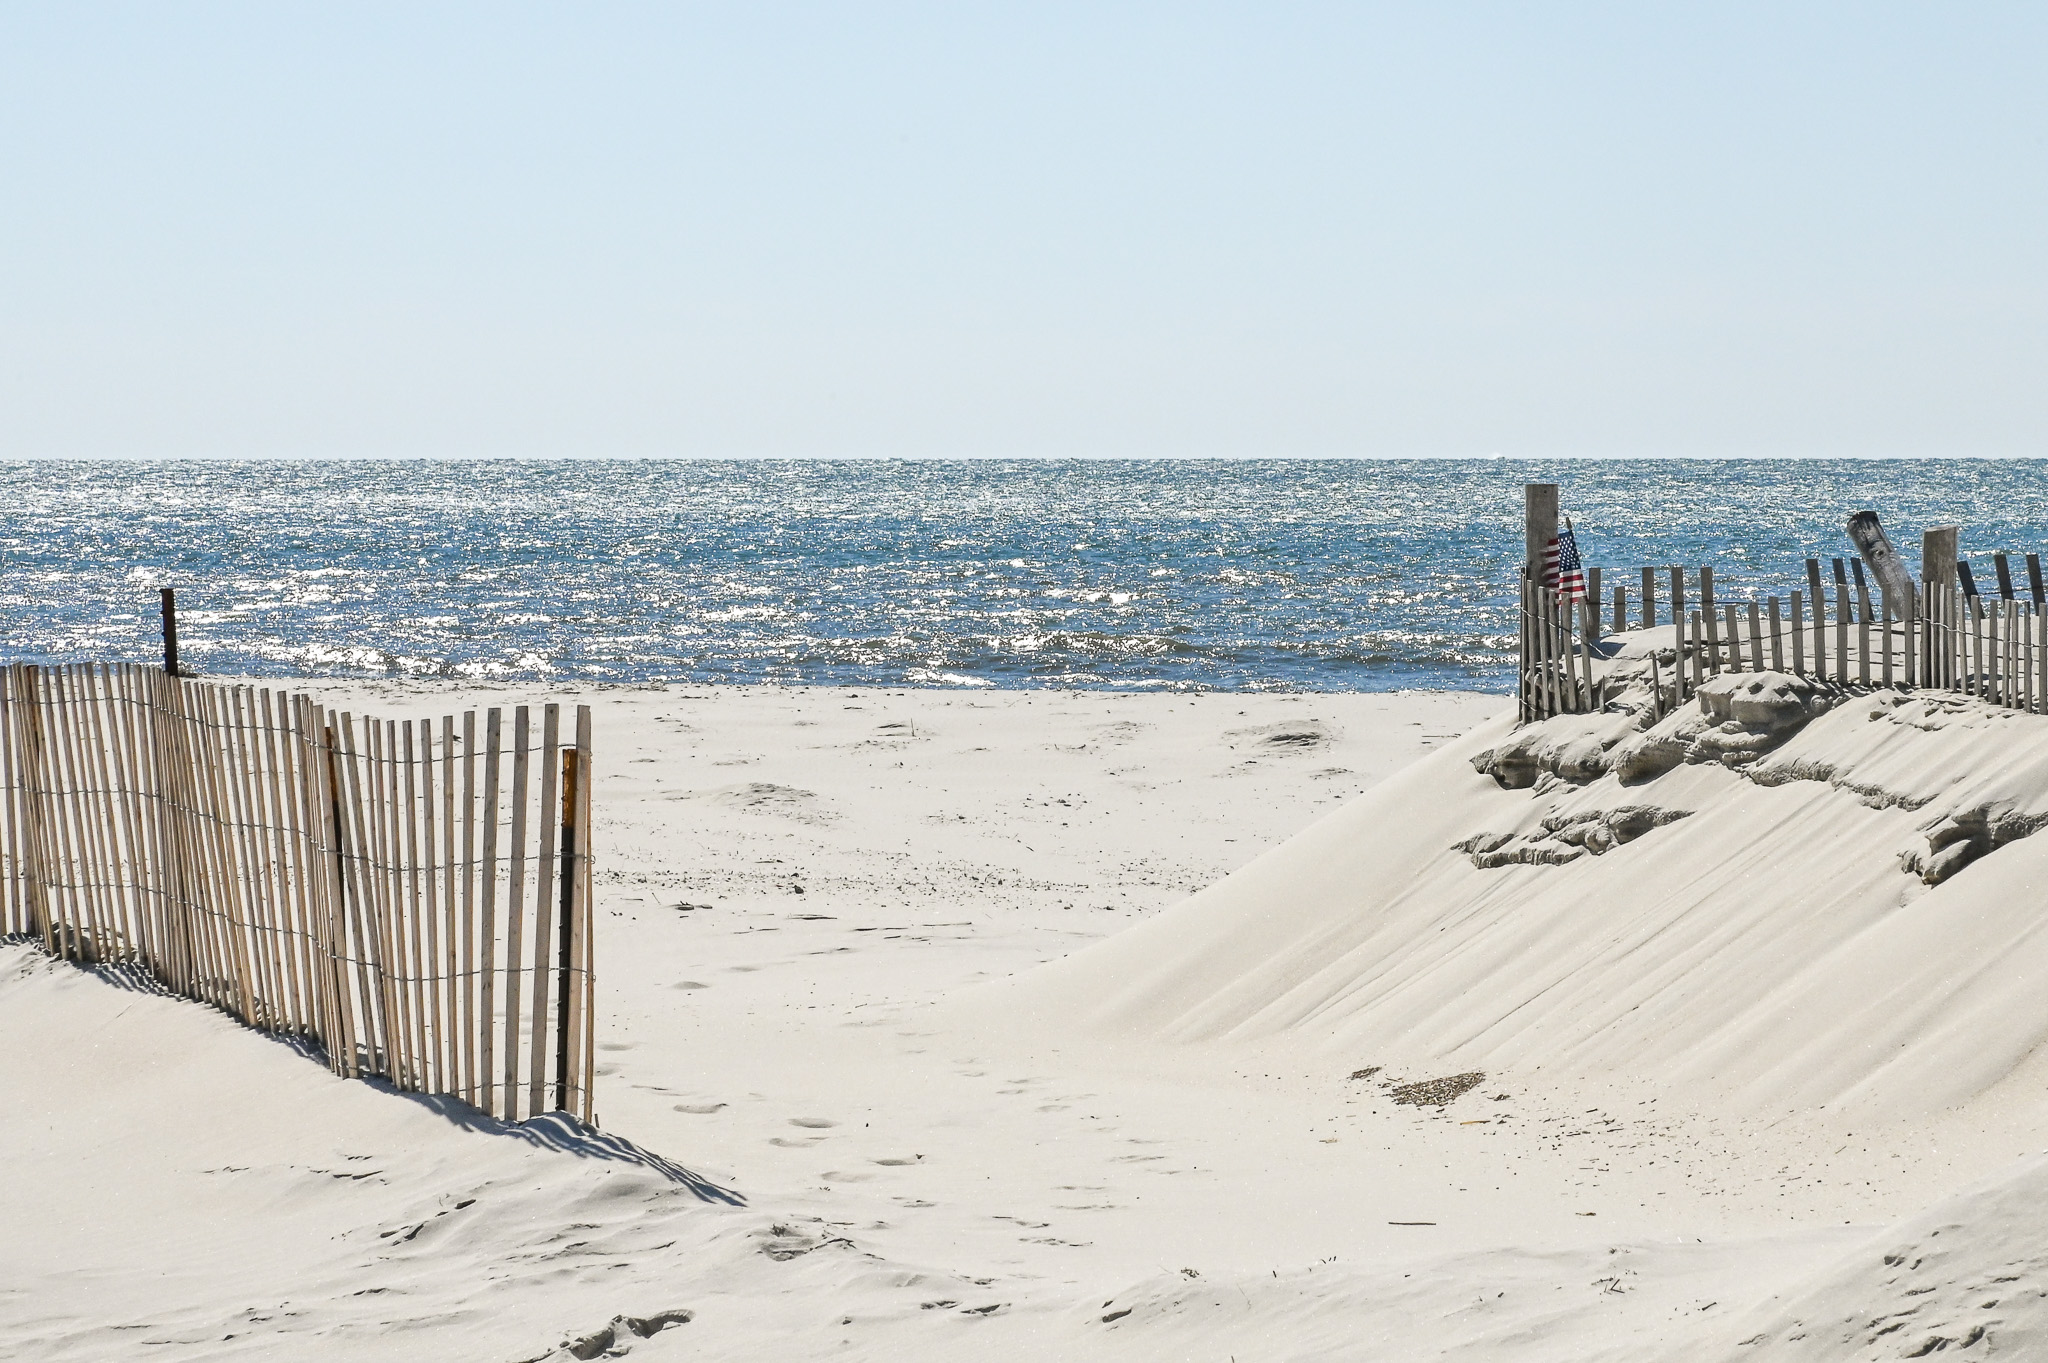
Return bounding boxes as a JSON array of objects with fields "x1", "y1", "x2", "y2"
[
  {"x1": 9, "y1": 942, "x2": 744, "y2": 1207},
  {"x1": 402, "y1": 1091, "x2": 746, "y2": 1206}
]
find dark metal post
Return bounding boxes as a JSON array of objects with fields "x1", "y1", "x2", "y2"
[{"x1": 160, "y1": 587, "x2": 180, "y2": 676}]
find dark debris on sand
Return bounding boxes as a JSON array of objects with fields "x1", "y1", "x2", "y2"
[{"x1": 1389, "y1": 1072, "x2": 1486, "y2": 1107}]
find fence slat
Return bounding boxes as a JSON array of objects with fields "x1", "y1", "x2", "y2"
[
  {"x1": 402, "y1": 720, "x2": 430, "y2": 1092},
  {"x1": 419, "y1": 718, "x2": 444, "y2": 1095},
  {"x1": 503, "y1": 706, "x2": 533, "y2": 1120},
  {"x1": 0, "y1": 669, "x2": 19, "y2": 937},
  {"x1": 529, "y1": 704, "x2": 562, "y2": 1118},
  {"x1": 72, "y1": 667, "x2": 112, "y2": 958},
  {"x1": 313, "y1": 704, "x2": 363, "y2": 1077},
  {"x1": 2038, "y1": 604, "x2": 2047, "y2": 713},
  {"x1": 463, "y1": 710, "x2": 481, "y2": 1106},
  {"x1": 1577, "y1": 595, "x2": 1599, "y2": 705},
  {"x1": 338, "y1": 716, "x2": 390, "y2": 1074},
  {"x1": 478, "y1": 708, "x2": 503, "y2": 1116},
  {"x1": 575, "y1": 705, "x2": 595, "y2": 1123},
  {"x1": 227, "y1": 689, "x2": 281, "y2": 1025}
]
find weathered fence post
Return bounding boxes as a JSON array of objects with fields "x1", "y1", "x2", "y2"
[
  {"x1": 1701, "y1": 567, "x2": 1719, "y2": 673},
  {"x1": 1521, "y1": 485, "x2": 1558, "y2": 723}
]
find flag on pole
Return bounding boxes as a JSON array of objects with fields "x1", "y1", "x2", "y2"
[{"x1": 1544, "y1": 518, "x2": 1586, "y2": 603}]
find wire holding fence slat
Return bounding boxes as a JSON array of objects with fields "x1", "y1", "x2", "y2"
[{"x1": 0, "y1": 666, "x2": 597, "y2": 1126}]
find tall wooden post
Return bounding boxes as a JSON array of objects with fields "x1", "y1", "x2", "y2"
[
  {"x1": 1923, "y1": 527, "x2": 1959, "y2": 589},
  {"x1": 1524, "y1": 484, "x2": 1558, "y2": 585},
  {"x1": 1521, "y1": 485, "x2": 1557, "y2": 724}
]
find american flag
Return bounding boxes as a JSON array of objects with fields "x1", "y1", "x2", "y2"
[{"x1": 1544, "y1": 519, "x2": 1586, "y2": 602}]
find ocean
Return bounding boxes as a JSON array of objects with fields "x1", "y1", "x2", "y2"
[{"x1": 5, "y1": 459, "x2": 2044, "y2": 693}]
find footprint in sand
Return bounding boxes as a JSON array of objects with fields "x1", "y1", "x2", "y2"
[
  {"x1": 674, "y1": 1103, "x2": 725, "y2": 1115},
  {"x1": 788, "y1": 1117, "x2": 837, "y2": 1129},
  {"x1": 871, "y1": 1155, "x2": 923, "y2": 1166},
  {"x1": 672, "y1": 981, "x2": 710, "y2": 990},
  {"x1": 769, "y1": 1137, "x2": 821, "y2": 1148}
]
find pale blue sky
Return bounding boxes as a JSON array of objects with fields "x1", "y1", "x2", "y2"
[{"x1": 3, "y1": 3, "x2": 2043, "y2": 458}]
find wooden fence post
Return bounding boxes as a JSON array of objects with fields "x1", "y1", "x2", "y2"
[
  {"x1": 1517, "y1": 576, "x2": 1530, "y2": 723},
  {"x1": 1790, "y1": 592, "x2": 1805, "y2": 676},
  {"x1": 1701, "y1": 568, "x2": 1719, "y2": 673},
  {"x1": 1521, "y1": 484, "x2": 1556, "y2": 727},
  {"x1": 554, "y1": 721, "x2": 582, "y2": 1115},
  {"x1": 1524, "y1": 484, "x2": 1558, "y2": 586}
]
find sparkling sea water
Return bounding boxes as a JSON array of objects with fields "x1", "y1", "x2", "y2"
[{"x1": 4, "y1": 459, "x2": 2045, "y2": 693}]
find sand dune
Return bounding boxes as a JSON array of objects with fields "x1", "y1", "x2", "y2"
[
  {"x1": 8, "y1": 676, "x2": 2048, "y2": 1359},
  {"x1": 994, "y1": 678, "x2": 2048, "y2": 1119}
]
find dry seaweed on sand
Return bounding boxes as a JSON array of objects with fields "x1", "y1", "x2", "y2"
[{"x1": 1389, "y1": 1073, "x2": 1486, "y2": 1107}]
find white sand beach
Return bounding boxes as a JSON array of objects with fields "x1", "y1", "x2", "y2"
[{"x1": 9, "y1": 670, "x2": 2048, "y2": 1360}]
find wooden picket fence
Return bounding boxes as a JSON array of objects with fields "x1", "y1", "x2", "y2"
[
  {"x1": 0, "y1": 663, "x2": 595, "y2": 1125},
  {"x1": 1521, "y1": 557, "x2": 2048, "y2": 723}
]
